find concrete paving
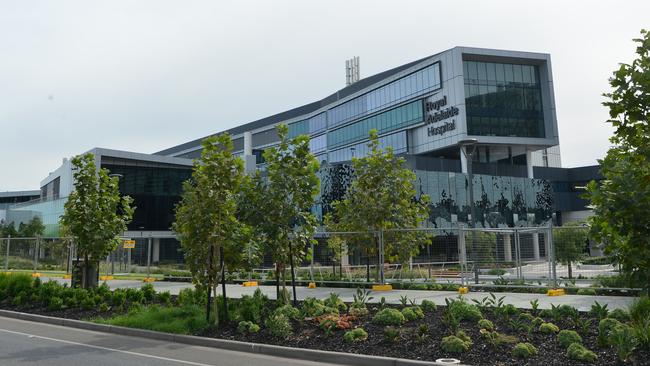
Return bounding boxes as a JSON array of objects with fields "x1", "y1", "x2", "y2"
[
  {"x1": 42, "y1": 276, "x2": 636, "y2": 312},
  {"x1": 0, "y1": 316, "x2": 343, "y2": 366}
]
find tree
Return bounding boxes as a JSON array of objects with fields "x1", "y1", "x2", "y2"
[
  {"x1": 173, "y1": 133, "x2": 257, "y2": 325},
  {"x1": 325, "y1": 129, "x2": 430, "y2": 283},
  {"x1": 240, "y1": 124, "x2": 319, "y2": 304},
  {"x1": 60, "y1": 153, "x2": 134, "y2": 288},
  {"x1": 585, "y1": 30, "x2": 650, "y2": 291},
  {"x1": 553, "y1": 225, "x2": 588, "y2": 279},
  {"x1": 18, "y1": 216, "x2": 45, "y2": 238}
]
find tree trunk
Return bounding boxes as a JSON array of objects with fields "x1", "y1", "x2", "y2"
[
  {"x1": 220, "y1": 246, "x2": 227, "y2": 323},
  {"x1": 366, "y1": 254, "x2": 370, "y2": 283},
  {"x1": 568, "y1": 261, "x2": 573, "y2": 279},
  {"x1": 275, "y1": 262, "x2": 280, "y2": 301}
]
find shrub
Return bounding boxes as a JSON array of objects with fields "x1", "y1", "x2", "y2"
[
  {"x1": 0, "y1": 273, "x2": 33, "y2": 299},
  {"x1": 401, "y1": 306, "x2": 424, "y2": 321},
  {"x1": 237, "y1": 320, "x2": 260, "y2": 334},
  {"x1": 577, "y1": 288, "x2": 597, "y2": 296},
  {"x1": 611, "y1": 324, "x2": 638, "y2": 361},
  {"x1": 324, "y1": 293, "x2": 347, "y2": 312},
  {"x1": 512, "y1": 342, "x2": 538, "y2": 359},
  {"x1": 480, "y1": 329, "x2": 518, "y2": 348},
  {"x1": 99, "y1": 302, "x2": 110, "y2": 312},
  {"x1": 478, "y1": 319, "x2": 495, "y2": 331},
  {"x1": 81, "y1": 297, "x2": 96, "y2": 310},
  {"x1": 590, "y1": 301, "x2": 609, "y2": 320},
  {"x1": 539, "y1": 322, "x2": 560, "y2": 334},
  {"x1": 441, "y1": 332, "x2": 472, "y2": 353},
  {"x1": 566, "y1": 343, "x2": 597, "y2": 363},
  {"x1": 558, "y1": 330, "x2": 582, "y2": 348},
  {"x1": 608, "y1": 308, "x2": 630, "y2": 322},
  {"x1": 630, "y1": 296, "x2": 650, "y2": 324},
  {"x1": 48, "y1": 297, "x2": 64, "y2": 311},
  {"x1": 237, "y1": 288, "x2": 268, "y2": 323},
  {"x1": 420, "y1": 299, "x2": 436, "y2": 313},
  {"x1": 384, "y1": 326, "x2": 400, "y2": 342},
  {"x1": 141, "y1": 284, "x2": 156, "y2": 303},
  {"x1": 558, "y1": 305, "x2": 579, "y2": 319},
  {"x1": 126, "y1": 288, "x2": 144, "y2": 304},
  {"x1": 302, "y1": 297, "x2": 337, "y2": 317},
  {"x1": 177, "y1": 288, "x2": 204, "y2": 307},
  {"x1": 408, "y1": 283, "x2": 428, "y2": 290},
  {"x1": 156, "y1": 291, "x2": 172, "y2": 306},
  {"x1": 598, "y1": 318, "x2": 623, "y2": 346},
  {"x1": 373, "y1": 308, "x2": 405, "y2": 326},
  {"x1": 274, "y1": 305, "x2": 301, "y2": 321},
  {"x1": 518, "y1": 313, "x2": 534, "y2": 323},
  {"x1": 499, "y1": 304, "x2": 520, "y2": 318},
  {"x1": 632, "y1": 318, "x2": 650, "y2": 349},
  {"x1": 112, "y1": 290, "x2": 127, "y2": 308},
  {"x1": 343, "y1": 328, "x2": 368, "y2": 343},
  {"x1": 11, "y1": 291, "x2": 28, "y2": 307},
  {"x1": 488, "y1": 268, "x2": 507, "y2": 276},
  {"x1": 531, "y1": 317, "x2": 544, "y2": 327},
  {"x1": 265, "y1": 314, "x2": 292, "y2": 339},
  {"x1": 349, "y1": 306, "x2": 369, "y2": 317},
  {"x1": 446, "y1": 298, "x2": 482, "y2": 322},
  {"x1": 538, "y1": 309, "x2": 553, "y2": 319}
]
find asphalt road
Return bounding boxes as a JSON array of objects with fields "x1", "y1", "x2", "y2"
[{"x1": 0, "y1": 316, "x2": 342, "y2": 366}]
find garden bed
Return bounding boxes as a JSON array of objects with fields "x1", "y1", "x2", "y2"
[{"x1": 1, "y1": 273, "x2": 649, "y2": 365}]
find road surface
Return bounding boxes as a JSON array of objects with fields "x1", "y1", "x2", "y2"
[{"x1": 0, "y1": 316, "x2": 342, "y2": 366}]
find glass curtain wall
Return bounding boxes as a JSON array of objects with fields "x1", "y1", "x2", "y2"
[
  {"x1": 464, "y1": 61, "x2": 544, "y2": 138},
  {"x1": 327, "y1": 100, "x2": 422, "y2": 149}
]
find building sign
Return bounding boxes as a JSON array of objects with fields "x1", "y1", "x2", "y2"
[
  {"x1": 424, "y1": 95, "x2": 458, "y2": 137},
  {"x1": 123, "y1": 239, "x2": 136, "y2": 249}
]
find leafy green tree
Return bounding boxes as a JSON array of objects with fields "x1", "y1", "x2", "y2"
[
  {"x1": 586, "y1": 30, "x2": 650, "y2": 291},
  {"x1": 553, "y1": 225, "x2": 588, "y2": 279},
  {"x1": 325, "y1": 130, "x2": 430, "y2": 282},
  {"x1": 60, "y1": 153, "x2": 134, "y2": 288},
  {"x1": 18, "y1": 216, "x2": 45, "y2": 238},
  {"x1": 173, "y1": 133, "x2": 257, "y2": 325},
  {"x1": 0, "y1": 221, "x2": 18, "y2": 238},
  {"x1": 240, "y1": 125, "x2": 319, "y2": 304}
]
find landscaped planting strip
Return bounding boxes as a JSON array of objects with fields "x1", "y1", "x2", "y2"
[{"x1": 0, "y1": 309, "x2": 467, "y2": 366}]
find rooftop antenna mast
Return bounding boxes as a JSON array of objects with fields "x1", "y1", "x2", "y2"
[{"x1": 345, "y1": 56, "x2": 360, "y2": 86}]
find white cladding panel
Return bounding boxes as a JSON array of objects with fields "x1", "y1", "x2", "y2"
[{"x1": 410, "y1": 48, "x2": 465, "y2": 154}]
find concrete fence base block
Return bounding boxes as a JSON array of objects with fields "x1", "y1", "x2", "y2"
[{"x1": 0, "y1": 309, "x2": 466, "y2": 366}]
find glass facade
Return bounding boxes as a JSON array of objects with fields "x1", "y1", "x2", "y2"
[
  {"x1": 329, "y1": 131, "x2": 407, "y2": 163},
  {"x1": 103, "y1": 164, "x2": 192, "y2": 231},
  {"x1": 327, "y1": 100, "x2": 422, "y2": 149},
  {"x1": 328, "y1": 62, "x2": 440, "y2": 128},
  {"x1": 464, "y1": 61, "x2": 544, "y2": 138},
  {"x1": 309, "y1": 134, "x2": 327, "y2": 154},
  {"x1": 288, "y1": 112, "x2": 327, "y2": 139}
]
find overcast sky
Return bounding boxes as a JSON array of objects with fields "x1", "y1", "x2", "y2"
[{"x1": 1, "y1": 0, "x2": 648, "y2": 191}]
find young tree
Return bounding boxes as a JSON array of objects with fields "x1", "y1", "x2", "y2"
[
  {"x1": 18, "y1": 216, "x2": 45, "y2": 238},
  {"x1": 586, "y1": 30, "x2": 650, "y2": 291},
  {"x1": 553, "y1": 225, "x2": 588, "y2": 279},
  {"x1": 60, "y1": 153, "x2": 134, "y2": 288},
  {"x1": 240, "y1": 124, "x2": 319, "y2": 304},
  {"x1": 173, "y1": 133, "x2": 257, "y2": 325},
  {"x1": 325, "y1": 130, "x2": 430, "y2": 283}
]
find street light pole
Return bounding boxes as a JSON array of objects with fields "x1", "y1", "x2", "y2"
[{"x1": 459, "y1": 138, "x2": 478, "y2": 284}]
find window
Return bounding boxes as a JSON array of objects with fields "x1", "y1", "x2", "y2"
[{"x1": 463, "y1": 60, "x2": 545, "y2": 138}]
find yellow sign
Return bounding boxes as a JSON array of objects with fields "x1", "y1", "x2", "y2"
[{"x1": 123, "y1": 239, "x2": 136, "y2": 249}]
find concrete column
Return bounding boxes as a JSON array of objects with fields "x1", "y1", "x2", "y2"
[
  {"x1": 533, "y1": 233, "x2": 541, "y2": 261},
  {"x1": 526, "y1": 149, "x2": 534, "y2": 179},
  {"x1": 152, "y1": 238, "x2": 160, "y2": 263},
  {"x1": 503, "y1": 233, "x2": 512, "y2": 262},
  {"x1": 460, "y1": 146, "x2": 468, "y2": 174},
  {"x1": 243, "y1": 131, "x2": 256, "y2": 174},
  {"x1": 341, "y1": 244, "x2": 349, "y2": 266}
]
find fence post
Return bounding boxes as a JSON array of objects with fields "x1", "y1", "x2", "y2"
[
  {"x1": 514, "y1": 229, "x2": 523, "y2": 281},
  {"x1": 457, "y1": 225, "x2": 466, "y2": 286},
  {"x1": 147, "y1": 236, "x2": 152, "y2": 278},
  {"x1": 548, "y1": 222, "x2": 557, "y2": 287},
  {"x1": 34, "y1": 236, "x2": 40, "y2": 272},
  {"x1": 4, "y1": 235, "x2": 10, "y2": 271},
  {"x1": 378, "y1": 229, "x2": 385, "y2": 284}
]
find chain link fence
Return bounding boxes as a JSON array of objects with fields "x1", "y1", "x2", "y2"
[{"x1": 0, "y1": 225, "x2": 625, "y2": 290}]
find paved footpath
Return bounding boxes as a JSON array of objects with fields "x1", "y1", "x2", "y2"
[
  {"x1": 0, "y1": 316, "x2": 343, "y2": 366},
  {"x1": 43, "y1": 277, "x2": 635, "y2": 312}
]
